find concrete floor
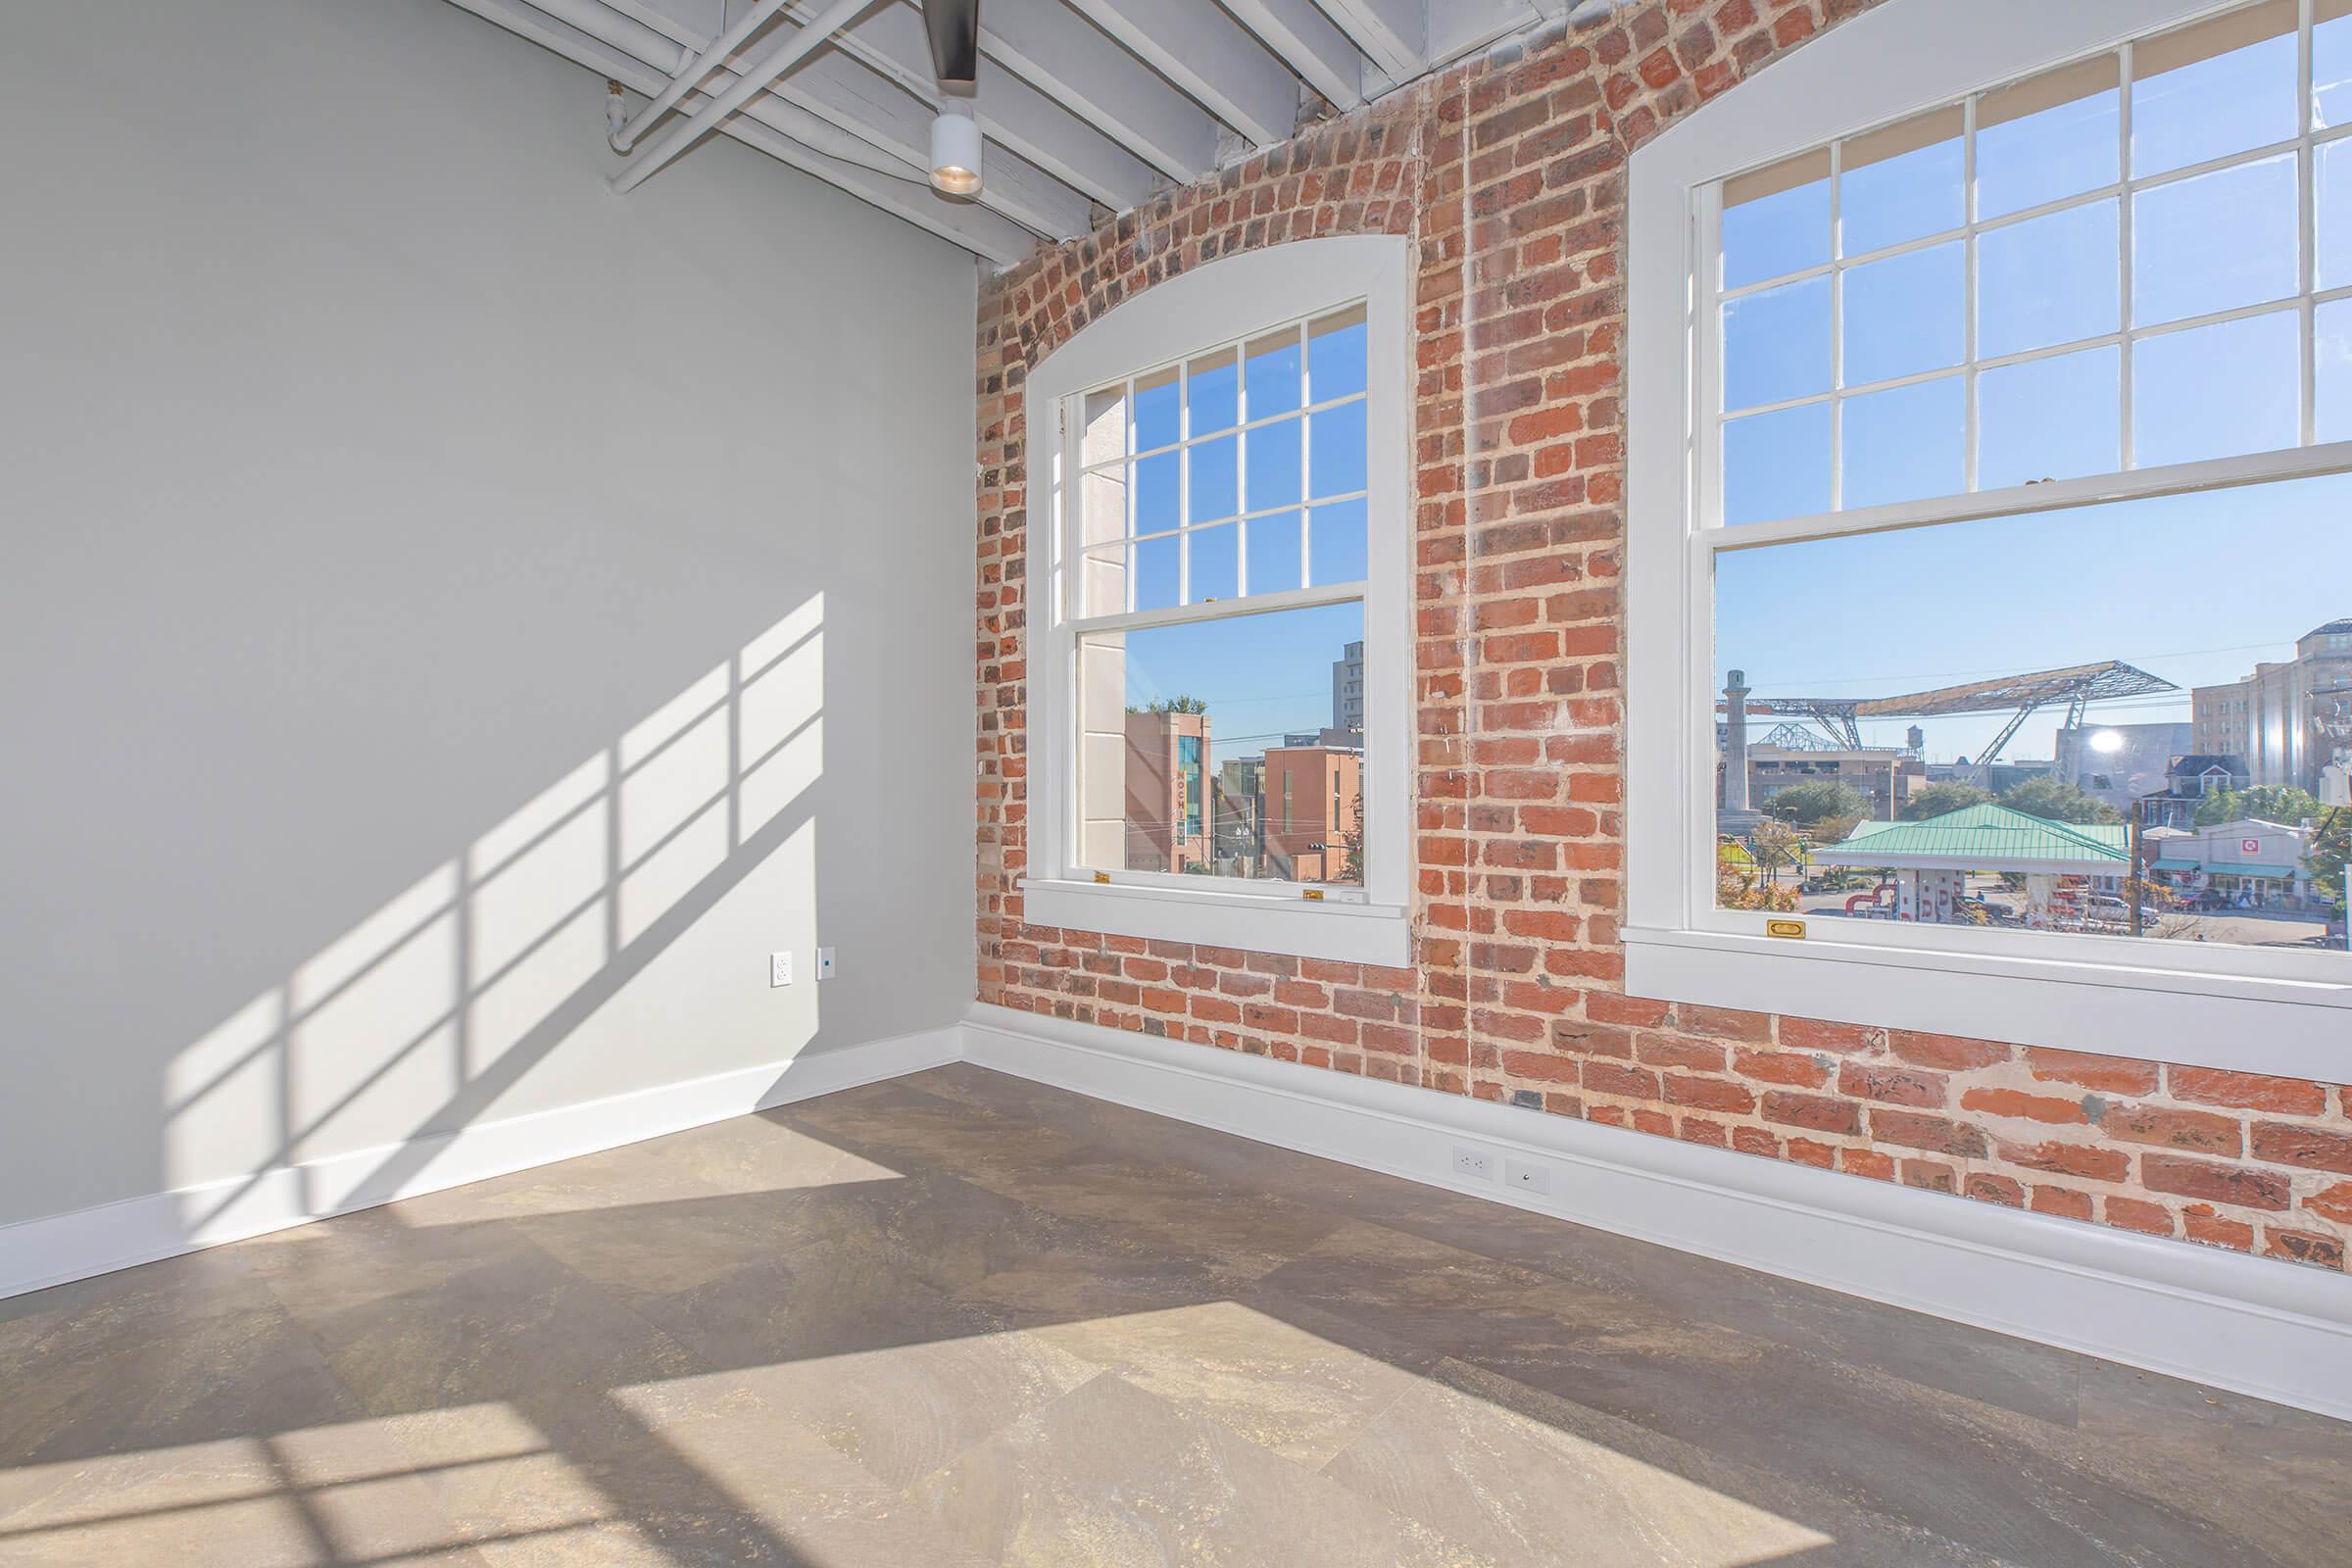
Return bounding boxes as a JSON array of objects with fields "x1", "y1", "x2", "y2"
[{"x1": 2, "y1": 1064, "x2": 2345, "y2": 1566}]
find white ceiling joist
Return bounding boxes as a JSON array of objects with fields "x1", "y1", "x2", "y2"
[
  {"x1": 1217, "y1": 0, "x2": 1364, "y2": 111},
  {"x1": 1310, "y1": 0, "x2": 1423, "y2": 81},
  {"x1": 447, "y1": 0, "x2": 1036, "y2": 262},
  {"x1": 1059, "y1": 0, "x2": 1299, "y2": 147},
  {"x1": 977, "y1": 0, "x2": 1222, "y2": 182}
]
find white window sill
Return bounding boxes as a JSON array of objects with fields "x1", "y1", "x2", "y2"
[
  {"x1": 1025, "y1": 877, "x2": 1411, "y2": 968},
  {"x1": 1623, "y1": 924, "x2": 2350, "y2": 1082}
]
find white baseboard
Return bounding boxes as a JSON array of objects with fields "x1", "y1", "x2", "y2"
[
  {"x1": 960, "y1": 1003, "x2": 2352, "y2": 1423},
  {"x1": 0, "y1": 1026, "x2": 960, "y2": 1303}
]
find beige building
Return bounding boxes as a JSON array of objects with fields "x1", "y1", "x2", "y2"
[
  {"x1": 2192, "y1": 619, "x2": 2352, "y2": 794},
  {"x1": 1744, "y1": 745, "x2": 1923, "y2": 822}
]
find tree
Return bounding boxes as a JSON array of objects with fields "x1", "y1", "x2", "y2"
[
  {"x1": 1766, "y1": 780, "x2": 1869, "y2": 829},
  {"x1": 1904, "y1": 781, "x2": 1990, "y2": 820},
  {"x1": 1126, "y1": 694, "x2": 1207, "y2": 715},
  {"x1": 1341, "y1": 794, "x2": 1365, "y2": 885},
  {"x1": 1999, "y1": 776, "x2": 2122, "y2": 824},
  {"x1": 1718, "y1": 842, "x2": 1797, "y2": 911},
  {"x1": 2198, "y1": 784, "x2": 2322, "y2": 826},
  {"x1": 2306, "y1": 808, "x2": 2351, "y2": 910}
]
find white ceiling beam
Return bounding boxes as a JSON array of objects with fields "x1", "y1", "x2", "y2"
[
  {"x1": 796, "y1": 2, "x2": 1156, "y2": 213},
  {"x1": 1309, "y1": 0, "x2": 1423, "y2": 81},
  {"x1": 1060, "y1": 0, "x2": 1299, "y2": 147},
  {"x1": 1217, "y1": 0, "x2": 1364, "y2": 110},
  {"x1": 1426, "y1": 0, "x2": 1547, "y2": 66},
  {"x1": 978, "y1": 0, "x2": 1221, "y2": 182},
  {"x1": 445, "y1": 0, "x2": 1033, "y2": 263}
]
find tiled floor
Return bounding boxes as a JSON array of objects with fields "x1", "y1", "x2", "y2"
[{"x1": 2, "y1": 1063, "x2": 2346, "y2": 1565}]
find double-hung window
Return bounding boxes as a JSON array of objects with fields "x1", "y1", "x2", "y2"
[
  {"x1": 1023, "y1": 238, "x2": 1410, "y2": 965},
  {"x1": 1628, "y1": 0, "x2": 2352, "y2": 1078}
]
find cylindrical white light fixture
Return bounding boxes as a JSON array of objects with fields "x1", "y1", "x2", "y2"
[{"x1": 929, "y1": 102, "x2": 982, "y2": 196}]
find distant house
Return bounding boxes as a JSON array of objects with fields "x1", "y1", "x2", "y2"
[
  {"x1": 2147, "y1": 817, "x2": 2318, "y2": 904},
  {"x1": 2137, "y1": 754, "x2": 2251, "y2": 830}
]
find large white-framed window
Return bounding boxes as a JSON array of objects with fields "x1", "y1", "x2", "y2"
[
  {"x1": 1023, "y1": 238, "x2": 1411, "y2": 966},
  {"x1": 1628, "y1": 0, "x2": 2352, "y2": 1079}
]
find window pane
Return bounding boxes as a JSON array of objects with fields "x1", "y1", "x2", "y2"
[
  {"x1": 1189, "y1": 523, "x2": 1238, "y2": 603},
  {"x1": 1308, "y1": 400, "x2": 1367, "y2": 499},
  {"x1": 2319, "y1": 138, "x2": 2352, "y2": 292},
  {"x1": 1977, "y1": 59, "x2": 2120, "y2": 220},
  {"x1": 1136, "y1": 450, "x2": 1179, "y2": 535},
  {"x1": 1978, "y1": 346, "x2": 2122, "y2": 489},
  {"x1": 1247, "y1": 416, "x2": 1303, "y2": 512},
  {"x1": 1247, "y1": 510, "x2": 1303, "y2": 596},
  {"x1": 1723, "y1": 402, "x2": 1831, "y2": 525},
  {"x1": 1309, "y1": 499, "x2": 1368, "y2": 587},
  {"x1": 2318, "y1": 297, "x2": 2352, "y2": 442},
  {"x1": 1978, "y1": 199, "x2": 2119, "y2": 358},
  {"x1": 1841, "y1": 375, "x2": 1964, "y2": 510},
  {"x1": 1083, "y1": 384, "x2": 1127, "y2": 465},
  {"x1": 2318, "y1": 0, "x2": 2352, "y2": 128},
  {"x1": 1723, "y1": 274, "x2": 1831, "y2": 411},
  {"x1": 2131, "y1": 3, "x2": 2296, "y2": 176},
  {"x1": 1134, "y1": 364, "x2": 1180, "y2": 451},
  {"x1": 1134, "y1": 533, "x2": 1180, "y2": 611},
  {"x1": 1839, "y1": 108, "x2": 1963, "y2": 256},
  {"x1": 1190, "y1": 432, "x2": 1239, "y2": 523},
  {"x1": 1841, "y1": 242, "x2": 1963, "y2": 386},
  {"x1": 2132, "y1": 156, "x2": 2296, "y2": 326},
  {"x1": 1081, "y1": 466, "x2": 1128, "y2": 547},
  {"x1": 1713, "y1": 468, "x2": 2352, "y2": 952},
  {"x1": 1308, "y1": 305, "x2": 1367, "y2": 402},
  {"x1": 1081, "y1": 544, "x2": 1127, "y2": 616},
  {"x1": 1078, "y1": 600, "x2": 1368, "y2": 884},
  {"x1": 1723, "y1": 150, "x2": 1830, "y2": 288},
  {"x1": 1247, "y1": 327, "x2": 1304, "y2": 417},
  {"x1": 1188, "y1": 347, "x2": 1238, "y2": 435},
  {"x1": 2132, "y1": 310, "x2": 2298, "y2": 466}
]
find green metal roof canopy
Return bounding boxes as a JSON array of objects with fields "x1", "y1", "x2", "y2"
[{"x1": 1813, "y1": 803, "x2": 2129, "y2": 872}]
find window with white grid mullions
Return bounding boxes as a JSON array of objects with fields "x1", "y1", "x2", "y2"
[
  {"x1": 1707, "y1": 0, "x2": 2352, "y2": 526},
  {"x1": 1063, "y1": 303, "x2": 1371, "y2": 890}
]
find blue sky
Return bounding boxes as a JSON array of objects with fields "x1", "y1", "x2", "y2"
[
  {"x1": 1716, "y1": 24, "x2": 2352, "y2": 761},
  {"x1": 1108, "y1": 313, "x2": 1369, "y2": 756}
]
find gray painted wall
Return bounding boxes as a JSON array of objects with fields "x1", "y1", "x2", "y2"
[{"x1": 0, "y1": 0, "x2": 977, "y2": 1227}]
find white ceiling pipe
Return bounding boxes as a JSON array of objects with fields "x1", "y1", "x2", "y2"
[
  {"x1": 448, "y1": 0, "x2": 1034, "y2": 262},
  {"x1": 612, "y1": 0, "x2": 879, "y2": 193},
  {"x1": 527, "y1": 0, "x2": 916, "y2": 176},
  {"x1": 612, "y1": 0, "x2": 795, "y2": 152}
]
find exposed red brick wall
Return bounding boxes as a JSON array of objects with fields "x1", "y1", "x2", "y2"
[{"x1": 973, "y1": 0, "x2": 2352, "y2": 1273}]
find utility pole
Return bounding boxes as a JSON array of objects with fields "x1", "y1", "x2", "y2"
[{"x1": 2129, "y1": 798, "x2": 2145, "y2": 940}]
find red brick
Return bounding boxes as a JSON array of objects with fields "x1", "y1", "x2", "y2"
[
  {"x1": 1993, "y1": 1139, "x2": 2130, "y2": 1183},
  {"x1": 1762, "y1": 1091, "x2": 1861, "y2": 1136},
  {"x1": 2248, "y1": 1122, "x2": 2352, "y2": 1175},
  {"x1": 1777, "y1": 1016, "x2": 1878, "y2": 1054},
  {"x1": 2105, "y1": 1197, "x2": 2176, "y2": 1237},
  {"x1": 1662, "y1": 1073, "x2": 1755, "y2": 1114},
  {"x1": 1868, "y1": 1110, "x2": 1988, "y2": 1159},
  {"x1": 2024, "y1": 1048, "x2": 2158, "y2": 1096},
  {"x1": 2262, "y1": 1229, "x2": 2346, "y2": 1268},
  {"x1": 2031, "y1": 1186, "x2": 2094, "y2": 1221},
  {"x1": 1838, "y1": 1062, "x2": 1946, "y2": 1108},
  {"x1": 2309, "y1": 1181, "x2": 2352, "y2": 1224},
  {"x1": 2140, "y1": 1154, "x2": 2291, "y2": 1212},
  {"x1": 2168, "y1": 1067, "x2": 2328, "y2": 1116},
  {"x1": 2102, "y1": 1103, "x2": 2242, "y2": 1155},
  {"x1": 1958, "y1": 1088, "x2": 2088, "y2": 1126},
  {"x1": 1887, "y1": 1031, "x2": 2010, "y2": 1071}
]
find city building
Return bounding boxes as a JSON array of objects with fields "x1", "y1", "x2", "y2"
[
  {"x1": 1210, "y1": 756, "x2": 1264, "y2": 876},
  {"x1": 2053, "y1": 722, "x2": 2192, "y2": 816},
  {"x1": 1331, "y1": 640, "x2": 1364, "y2": 736},
  {"x1": 1745, "y1": 744, "x2": 1923, "y2": 821},
  {"x1": 2191, "y1": 619, "x2": 2352, "y2": 794},
  {"x1": 2148, "y1": 817, "x2": 2319, "y2": 905},
  {"x1": 1260, "y1": 743, "x2": 1361, "y2": 884},
  {"x1": 1123, "y1": 709, "x2": 1209, "y2": 873}
]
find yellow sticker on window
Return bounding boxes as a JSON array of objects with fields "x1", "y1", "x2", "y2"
[
  {"x1": 1094, "y1": 871, "x2": 1112, "y2": 884},
  {"x1": 1765, "y1": 918, "x2": 1806, "y2": 940},
  {"x1": 1301, "y1": 889, "x2": 1325, "y2": 901}
]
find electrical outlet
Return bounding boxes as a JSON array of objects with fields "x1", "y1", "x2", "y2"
[
  {"x1": 768, "y1": 952, "x2": 793, "y2": 988},
  {"x1": 1505, "y1": 1158, "x2": 1551, "y2": 1196},
  {"x1": 1450, "y1": 1147, "x2": 1494, "y2": 1181},
  {"x1": 816, "y1": 947, "x2": 837, "y2": 980}
]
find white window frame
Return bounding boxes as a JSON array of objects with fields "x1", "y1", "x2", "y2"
[
  {"x1": 1022, "y1": 237, "x2": 1412, "y2": 966},
  {"x1": 1627, "y1": 0, "x2": 2352, "y2": 1080}
]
